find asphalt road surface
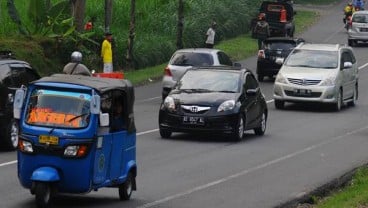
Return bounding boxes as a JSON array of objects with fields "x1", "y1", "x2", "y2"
[{"x1": 2, "y1": 1, "x2": 368, "y2": 208}]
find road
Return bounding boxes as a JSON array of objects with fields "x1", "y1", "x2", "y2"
[{"x1": 2, "y1": 1, "x2": 368, "y2": 207}]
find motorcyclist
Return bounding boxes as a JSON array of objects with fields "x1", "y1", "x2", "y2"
[
  {"x1": 343, "y1": 2, "x2": 355, "y2": 24},
  {"x1": 63, "y1": 51, "x2": 92, "y2": 76}
]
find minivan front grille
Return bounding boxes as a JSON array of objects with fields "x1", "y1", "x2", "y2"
[{"x1": 287, "y1": 78, "x2": 321, "y2": 86}]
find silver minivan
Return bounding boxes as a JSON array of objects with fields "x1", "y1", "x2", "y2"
[
  {"x1": 273, "y1": 43, "x2": 358, "y2": 111},
  {"x1": 348, "y1": 10, "x2": 368, "y2": 46}
]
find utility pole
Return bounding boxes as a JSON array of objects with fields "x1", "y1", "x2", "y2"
[{"x1": 176, "y1": 0, "x2": 184, "y2": 49}]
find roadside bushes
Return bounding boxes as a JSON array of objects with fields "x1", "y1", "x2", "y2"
[{"x1": 0, "y1": 0, "x2": 259, "y2": 73}]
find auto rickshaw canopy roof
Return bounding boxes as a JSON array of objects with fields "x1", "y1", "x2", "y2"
[{"x1": 32, "y1": 74, "x2": 136, "y2": 133}]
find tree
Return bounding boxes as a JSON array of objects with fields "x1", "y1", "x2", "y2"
[
  {"x1": 176, "y1": 0, "x2": 184, "y2": 49},
  {"x1": 126, "y1": 0, "x2": 136, "y2": 70},
  {"x1": 70, "y1": 0, "x2": 86, "y2": 32},
  {"x1": 105, "y1": 0, "x2": 113, "y2": 32}
]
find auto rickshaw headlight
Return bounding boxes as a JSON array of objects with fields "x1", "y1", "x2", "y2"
[
  {"x1": 19, "y1": 140, "x2": 34, "y2": 153},
  {"x1": 64, "y1": 145, "x2": 89, "y2": 158}
]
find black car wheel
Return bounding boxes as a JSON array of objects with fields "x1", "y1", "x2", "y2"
[
  {"x1": 274, "y1": 100, "x2": 285, "y2": 109},
  {"x1": 4, "y1": 119, "x2": 19, "y2": 150},
  {"x1": 160, "y1": 128, "x2": 172, "y2": 139},
  {"x1": 119, "y1": 173, "x2": 133, "y2": 201},
  {"x1": 254, "y1": 111, "x2": 267, "y2": 136},
  {"x1": 232, "y1": 115, "x2": 244, "y2": 141}
]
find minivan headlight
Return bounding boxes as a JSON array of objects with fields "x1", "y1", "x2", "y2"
[
  {"x1": 217, "y1": 100, "x2": 235, "y2": 112},
  {"x1": 320, "y1": 77, "x2": 336, "y2": 86},
  {"x1": 275, "y1": 73, "x2": 288, "y2": 84}
]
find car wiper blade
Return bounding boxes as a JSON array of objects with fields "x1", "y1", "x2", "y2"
[
  {"x1": 67, "y1": 113, "x2": 89, "y2": 122},
  {"x1": 180, "y1": 88, "x2": 212, "y2": 93},
  {"x1": 217, "y1": 90, "x2": 236, "y2": 93}
]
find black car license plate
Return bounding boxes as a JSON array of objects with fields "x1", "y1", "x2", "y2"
[
  {"x1": 183, "y1": 116, "x2": 205, "y2": 125},
  {"x1": 294, "y1": 89, "x2": 311, "y2": 96},
  {"x1": 360, "y1": 28, "x2": 368, "y2": 32}
]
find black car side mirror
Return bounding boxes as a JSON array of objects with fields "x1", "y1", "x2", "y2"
[{"x1": 246, "y1": 88, "x2": 258, "y2": 96}]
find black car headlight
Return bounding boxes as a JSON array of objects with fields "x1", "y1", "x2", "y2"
[
  {"x1": 163, "y1": 96, "x2": 176, "y2": 112},
  {"x1": 217, "y1": 100, "x2": 235, "y2": 112}
]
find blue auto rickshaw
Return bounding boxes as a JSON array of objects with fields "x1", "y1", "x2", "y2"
[{"x1": 13, "y1": 74, "x2": 137, "y2": 207}]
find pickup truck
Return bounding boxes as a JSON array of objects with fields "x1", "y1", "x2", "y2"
[{"x1": 251, "y1": 1, "x2": 296, "y2": 38}]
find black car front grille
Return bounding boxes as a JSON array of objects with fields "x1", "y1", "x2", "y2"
[{"x1": 287, "y1": 78, "x2": 321, "y2": 86}]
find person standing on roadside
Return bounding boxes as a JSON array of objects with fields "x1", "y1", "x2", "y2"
[
  {"x1": 205, "y1": 21, "x2": 217, "y2": 48},
  {"x1": 101, "y1": 32, "x2": 113, "y2": 73},
  {"x1": 253, "y1": 13, "x2": 270, "y2": 50}
]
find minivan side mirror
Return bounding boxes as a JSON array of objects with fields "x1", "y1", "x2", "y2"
[
  {"x1": 343, "y1": 62, "x2": 353, "y2": 69},
  {"x1": 13, "y1": 89, "x2": 25, "y2": 119}
]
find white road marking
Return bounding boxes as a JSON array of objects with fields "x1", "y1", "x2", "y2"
[
  {"x1": 0, "y1": 160, "x2": 17, "y2": 167},
  {"x1": 137, "y1": 125, "x2": 368, "y2": 208}
]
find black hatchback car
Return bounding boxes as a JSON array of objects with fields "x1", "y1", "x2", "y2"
[
  {"x1": 159, "y1": 66, "x2": 268, "y2": 141},
  {"x1": 256, "y1": 37, "x2": 304, "y2": 81},
  {"x1": 0, "y1": 51, "x2": 40, "y2": 150}
]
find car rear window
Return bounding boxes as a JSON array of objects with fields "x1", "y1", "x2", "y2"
[
  {"x1": 353, "y1": 14, "x2": 368, "y2": 23},
  {"x1": 264, "y1": 42, "x2": 296, "y2": 50},
  {"x1": 170, "y1": 52, "x2": 214, "y2": 66}
]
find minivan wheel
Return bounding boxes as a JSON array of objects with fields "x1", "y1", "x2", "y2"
[
  {"x1": 348, "y1": 39, "x2": 353, "y2": 46},
  {"x1": 334, "y1": 89, "x2": 343, "y2": 111},
  {"x1": 348, "y1": 85, "x2": 358, "y2": 107},
  {"x1": 4, "y1": 119, "x2": 19, "y2": 150},
  {"x1": 274, "y1": 100, "x2": 284, "y2": 109}
]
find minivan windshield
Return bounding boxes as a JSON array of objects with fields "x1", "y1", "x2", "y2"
[
  {"x1": 26, "y1": 89, "x2": 91, "y2": 128},
  {"x1": 177, "y1": 70, "x2": 240, "y2": 93},
  {"x1": 285, "y1": 49, "x2": 338, "y2": 69}
]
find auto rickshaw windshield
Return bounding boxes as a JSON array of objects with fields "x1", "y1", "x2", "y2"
[{"x1": 25, "y1": 89, "x2": 91, "y2": 128}]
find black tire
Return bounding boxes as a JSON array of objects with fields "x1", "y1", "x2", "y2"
[
  {"x1": 119, "y1": 173, "x2": 133, "y2": 201},
  {"x1": 257, "y1": 74, "x2": 264, "y2": 82},
  {"x1": 254, "y1": 111, "x2": 267, "y2": 136},
  {"x1": 274, "y1": 100, "x2": 285, "y2": 109},
  {"x1": 35, "y1": 182, "x2": 52, "y2": 208},
  {"x1": 4, "y1": 119, "x2": 19, "y2": 150},
  {"x1": 159, "y1": 128, "x2": 172, "y2": 138},
  {"x1": 231, "y1": 115, "x2": 245, "y2": 141},
  {"x1": 348, "y1": 39, "x2": 353, "y2": 47},
  {"x1": 334, "y1": 89, "x2": 343, "y2": 111},
  {"x1": 348, "y1": 85, "x2": 358, "y2": 107}
]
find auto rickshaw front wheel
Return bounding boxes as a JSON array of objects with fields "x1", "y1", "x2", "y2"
[
  {"x1": 119, "y1": 173, "x2": 133, "y2": 200},
  {"x1": 34, "y1": 182, "x2": 52, "y2": 208}
]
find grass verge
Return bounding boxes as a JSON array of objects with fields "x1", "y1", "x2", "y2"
[{"x1": 124, "y1": 9, "x2": 319, "y2": 85}]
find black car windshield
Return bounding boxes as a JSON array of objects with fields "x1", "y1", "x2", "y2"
[
  {"x1": 170, "y1": 52, "x2": 214, "y2": 66},
  {"x1": 284, "y1": 49, "x2": 338, "y2": 69},
  {"x1": 353, "y1": 14, "x2": 368, "y2": 23},
  {"x1": 177, "y1": 70, "x2": 240, "y2": 92},
  {"x1": 26, "y1": 89, "x2": 91, "y2": 128},
  {"x1": 264, "y1": 42, "x2": 296, "y2": 50}
]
